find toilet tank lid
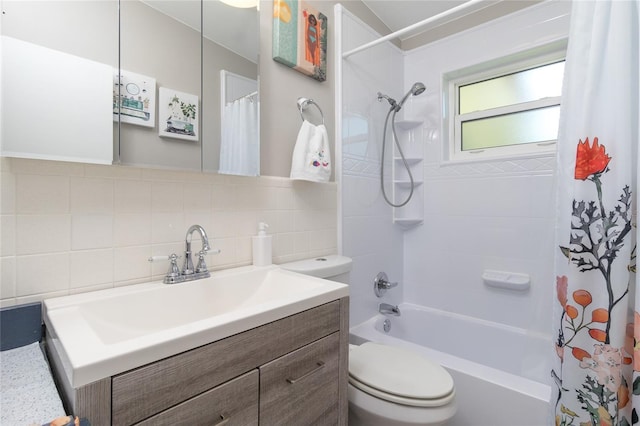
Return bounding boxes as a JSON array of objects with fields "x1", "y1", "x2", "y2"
[{"x1": 279, "y1": 255, "x2": 352, "y2": 278}]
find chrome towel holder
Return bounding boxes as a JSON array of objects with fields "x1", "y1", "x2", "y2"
[{"x1": 297, "y1": 97, "x2": 325, "y2": 125}]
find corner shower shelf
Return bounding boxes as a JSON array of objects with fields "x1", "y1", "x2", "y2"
[
  {"x1": 394, "y1": 157, "x2": 422, "y2": 165},
  {"x1": 394, "y1": 218, "x2": 424, "y2": 228},
  {"x1": 395, "y1": 120, "x2": 423, "y2": 131},
  {"x1": 394, "y1": 180, "x2": 423, "y2": 188},
  {"x1": 392, "y1": 120, "x2": 424, "y2": 229}
]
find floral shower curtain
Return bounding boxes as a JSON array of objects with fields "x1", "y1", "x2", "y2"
[{"x1": 551, "y1": 1, "x2": 640, "y2": 425}]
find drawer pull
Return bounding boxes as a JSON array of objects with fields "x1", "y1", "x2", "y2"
[
  {"x1": 213, "y1": 414, "x2": 229, "y2": 426},
  {"x1": 286, "y1": 361, "x2": 325, "y2": 384}
]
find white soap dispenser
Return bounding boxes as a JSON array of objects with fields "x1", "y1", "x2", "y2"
[{"x1": 252, "y1": 222, "x2": 272, "y2": 266}]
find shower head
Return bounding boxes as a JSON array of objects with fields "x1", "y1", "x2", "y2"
[
  {"x1": 411, "y1": 82, "x2": 426, "y2": 96},
  {"x1": 397, "y1": 82, "x2": 426, "y2": 109}
]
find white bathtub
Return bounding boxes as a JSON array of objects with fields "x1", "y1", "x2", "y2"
[{"x1": 349, "y1": 303, "x2": 552, "y2": 426}]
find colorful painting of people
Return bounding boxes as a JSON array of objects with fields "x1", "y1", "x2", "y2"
[
  {"x1": 273, "y1": 1, "x2": 327, "y2": 81},
  {"x1": 304, "y1": 11, "x2": 320, "y2": 67}
]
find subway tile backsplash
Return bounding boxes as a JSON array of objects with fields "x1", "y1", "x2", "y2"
[{"x1": 0, "y1": 158, "x2": 337, "y2": 306}]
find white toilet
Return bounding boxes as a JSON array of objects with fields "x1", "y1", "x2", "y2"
[{"x1": 280, "y1": 256, "x2": 456, "y2": 426}]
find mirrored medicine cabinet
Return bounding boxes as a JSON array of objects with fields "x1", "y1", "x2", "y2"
[{"x1": 1, "y1": 0, "x2": 260, "y2": 176}]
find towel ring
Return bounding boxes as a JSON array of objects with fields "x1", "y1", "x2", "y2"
[{"x1": 297, "y1": 97, "x2": 325, "y2": 125}]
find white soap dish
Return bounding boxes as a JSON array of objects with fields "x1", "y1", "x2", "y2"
[{"x1": 482, "y1": 270, "x2": 530, "y2": 291}]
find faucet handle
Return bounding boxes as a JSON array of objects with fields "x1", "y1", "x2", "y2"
[
  {"x1": 149, "y1": 253, "x2": 182, "y2": 282},
  {"x1": 374, "y1": 272, "x2": 398, "y2": 297},
  {"x1": 167, "y1": 253, "x2": 181, "y2": 278},
  {"x1": 195, "y1": 250, "x2": 208, "y2": 274},
  {"x1": 195, "y1": 249, "x2": 221, "y2": 274},
  {"x1": 148, "y1": 253, "x2": 181, "y2": 263}
]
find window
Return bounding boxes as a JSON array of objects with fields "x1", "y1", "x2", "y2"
[
  {"x1": 446, "y1": 44, "x2": 566, "y2": 161},
  {"x1": 342, "y1": 113, "x2": 370, "y2": 158}
]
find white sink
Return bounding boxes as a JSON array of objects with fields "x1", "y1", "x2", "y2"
[{"x1": 43, "y1": 265, "x2": 348, "y2": 388}]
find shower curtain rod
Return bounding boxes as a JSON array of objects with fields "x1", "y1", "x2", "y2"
[
  {"x1": 342, "y1": 0, "x2": 485, "y2": 58},
  {"x1": 230, "y1": 91, "x2": 258, "y2": 103}
]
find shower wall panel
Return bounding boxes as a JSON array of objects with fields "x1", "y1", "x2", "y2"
[
  {"x1": 339, "y1": 10, "x2": 405, "y2": 326},
  {"x1": 402, "y1": 0, "x2": 571, "y2": 334}
]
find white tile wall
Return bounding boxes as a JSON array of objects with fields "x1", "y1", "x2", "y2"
[
  {"x1": 17, "y1": 215, "x2": 71, "y2": 254},
  {"x1": 0, "y1": 157, "x2": 337, "y2": 307},
  {"x1": 16, "y1": 174, "x2": 69, "y2": 213}
]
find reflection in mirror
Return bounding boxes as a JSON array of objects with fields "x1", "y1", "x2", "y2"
[
  {"x1": 202, "y1": 1, "x2": 259, "y2": 176},
  {"x1": 119, "y1": 1, "x2": 202, "y2": 171},
  {"x1": 219, "y1": 71, "x2": 258, "y2": 176},
  {"x1": 0, "y1": 1, "x2": 117, "y2": 164}
]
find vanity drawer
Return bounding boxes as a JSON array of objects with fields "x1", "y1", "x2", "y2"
[
  {"x1": 112, "y1": 301, "x2": 339, "y2": 425},
  {"x1": 136, "y1": 370, "x2": 258, "y2": 426},
  {"x1": 260, "y1": 332, "x2": 340, "y2": 425}
]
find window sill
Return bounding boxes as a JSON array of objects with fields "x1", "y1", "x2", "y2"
[{"x1": 441, "y1": 149, "x2": 555, "y2": 167}]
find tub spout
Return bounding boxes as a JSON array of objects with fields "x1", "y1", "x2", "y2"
[{"x1": 379, "y1": 303, "x2": 400, "y2": 316}]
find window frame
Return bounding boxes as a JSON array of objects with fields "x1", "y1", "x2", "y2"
[{"x1": 444, "y1": 42, "x2": 567, "y2": 162}]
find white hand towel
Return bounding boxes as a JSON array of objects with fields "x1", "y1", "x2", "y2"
[{"x1": 290, "y1": 120, "x2": 331, "y2": 182}]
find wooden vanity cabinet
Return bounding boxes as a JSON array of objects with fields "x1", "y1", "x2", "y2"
[
  {"x1": 55, "y1": 298, "x2": 349, "y2": 426},
  {"x1": 136, "y1": 370, "x2": 259, "y2": 426},
  {"x1": 260, "y1": 333, "x2": 340, "y2": 425}
]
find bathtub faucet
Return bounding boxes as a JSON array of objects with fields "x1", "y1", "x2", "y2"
[{"x1": 379, "y1": 303, "x2": 401, "y2": 316}]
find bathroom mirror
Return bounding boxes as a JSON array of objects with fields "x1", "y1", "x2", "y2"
[
  {"x1": 2, "y1": 0, "x2": 260, "y2": 176},
  {"x1": 118, "y1": 0, "x2": 203, "y2": 171},
  {"x1": 202, "y1": 1, "x2": 260, "y2": 176},
  {"x1": 0, "y1": 1, "x2": 118, "y2": 164},
  {"x1": 118, "y1": 0, "x2": 259, "y2": 174}
]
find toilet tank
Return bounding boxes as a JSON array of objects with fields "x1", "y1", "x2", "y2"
[{"x1": 279, "y1": 255, "x2": 352, "y2": 284}]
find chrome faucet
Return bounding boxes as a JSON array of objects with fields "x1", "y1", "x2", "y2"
[
  {"x1": 148, "y1": 225, "x2": 220, "y2": 284},
  {"x1": 183, "y1": 224, "x2": 211, "y2": 276},
  {"x1": 379, "y1": 303, "x2": 401, "y2": 316}
]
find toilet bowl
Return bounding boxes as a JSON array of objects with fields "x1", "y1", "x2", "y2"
[
  {"x1": 279, "y1": 256, "x2": 456, "y2": 426},
  {"x1": 348, "y1": 342, "x2": 456, "y2": 426}
]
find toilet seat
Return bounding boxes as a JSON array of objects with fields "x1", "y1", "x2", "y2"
[{"x1": 349, "y1": 342, "x2": 455, "y2": 408}]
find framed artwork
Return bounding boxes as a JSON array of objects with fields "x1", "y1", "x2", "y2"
[
  {"x1": 113, "y1": 70, "x2": 156, "y2": 127},
  {"x1": 273, "y1": 0, "x2": 327, "y2": 82},
  {"x1": 158, "y1": 88, "x2": 199, "y2": 142}
]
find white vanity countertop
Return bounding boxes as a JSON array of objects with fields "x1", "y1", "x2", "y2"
[{"x1": 44, "y1": 264, "x2": 348, "y2": 388}]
